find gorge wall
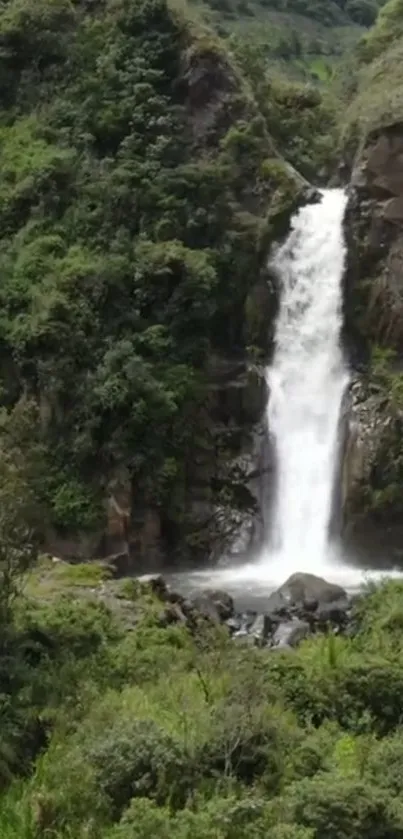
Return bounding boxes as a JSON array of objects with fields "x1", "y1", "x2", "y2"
[{"x1": 342, "y1": 54, "x2": 403, "y2": 564}]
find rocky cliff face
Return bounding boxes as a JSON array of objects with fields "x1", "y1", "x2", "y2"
[
  {"x1": 60, "y1": 357, "x2": 270, "y2": 572},
  {"x1": 344, "y1": 124, "x2": 403, "y2": 356},
  {"x1": 341, "y1": 123, "x2": 403, "y2": 563}
]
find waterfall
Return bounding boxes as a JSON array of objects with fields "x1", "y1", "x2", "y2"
[
  {"x1": 263, "y1": 188, "x2": 349, "y2": 576},
  {"x1": 164, "y1": 187, "x2": 403, "y2": 598}
]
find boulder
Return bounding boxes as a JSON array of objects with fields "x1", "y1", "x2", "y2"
[
  {"x1": 249, "y1": 613, "x2": 274, "y2": 645},
  {"x1": 315, "y1": 598, "x2": 349, "y2": 629},
  {"x1": 191, "y1": 589, "x2": 234, "y2": 623},
  {"x1": 158, "y1": 602, "x2": 188, "y2": 627},
  {"x1": 242, "y1": 610, "x2": 260, "y2": 630},
  {"x1": 226, "y1": 615, "x2": 242, "y2": 633},
  {"x1": 304, "y1": 596, "x2": 319, "y2": 612},
  {"x1": 272, "y1": 618, "x2": 310, "y2": 649},
  {"x1": 201, "y1": 589, "x2": 234, "y2": 620},
  {"x1": 147, "y1": 575, "x2": 170, "y2": 601},
  {"x1": 277, "y1": 573, "x2": 347, "y2": 608},
  {"x1": 191, "y1": 594, "x2": 221, "y2": 623},
  {"x1": 264, "y1": 589, "x2": 289, "y2": 617}
]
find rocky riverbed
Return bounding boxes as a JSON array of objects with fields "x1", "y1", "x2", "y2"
[{"x1": 149, "y1": 571, "x2": 356, "y2": 650}]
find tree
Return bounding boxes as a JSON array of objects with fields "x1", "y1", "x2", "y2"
[
  {"x1": 0, "y1": 402, "x2": 41, "y2": 627},
  {"x1": 279, "y1": 775, "x2": 403, "y2": 839}
]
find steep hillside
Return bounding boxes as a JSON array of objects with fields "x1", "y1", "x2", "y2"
[
  {"x1": 190, "y1": 0, "x2": 383, "y2": 82},
  {"x1": 0, "y1": 0, "x2": 326, "y2": 569},
  {"x1": 342, "y1": 0, "x2": 403, "y2": 150},
  {"x1": 339, "y1": 0, "x2": 403, "y2": 560}
]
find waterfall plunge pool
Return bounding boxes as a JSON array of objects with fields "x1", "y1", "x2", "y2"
[
  {"x1": 143, "y1": 191, "x2": 403, "y2": 613},
  {"x1": 158, "y1": 549, "x2": 403, "y2": 613}
]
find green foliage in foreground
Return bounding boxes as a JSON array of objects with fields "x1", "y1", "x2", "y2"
[{"x1": 3, "y1": 565, "x2": 403, "y2": 838}]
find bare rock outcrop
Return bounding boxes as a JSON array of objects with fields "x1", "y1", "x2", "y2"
[{"x1": 341, "y1": 122, "x2": 403, "y2": 562}]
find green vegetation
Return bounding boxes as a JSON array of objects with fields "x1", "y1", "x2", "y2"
[
  {"x1": 336, "y1": 0, "x2": 403, "y2": 526},
  {"x1": 353, "y1": 346, "x2": 403, "y2": 522},
  {"x1": 230, "y1": 43, "x2": 339, "y2": 179},
  {"x1": 0, "y1": 1, "x2": 403, "y2": 837},
  {"x1": 0, "y1": 0, "x2": 387, "y2": 562},
  {"x1": 0, "y1": 0, "x2": 319, "y2": 558},
  {"x1": 191, "y1": 0, "x2": 382, "y2": 82},
  {"x1": 3, "y1": 557, "x2": 403, "y2": 838},
  {"x1": 341, "y1": 0, "x2": 403, "y2": 149}
]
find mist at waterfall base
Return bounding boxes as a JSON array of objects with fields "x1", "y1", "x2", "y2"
[{"x1": 165, "y1": 189, "x2": 403, "y2": 605}]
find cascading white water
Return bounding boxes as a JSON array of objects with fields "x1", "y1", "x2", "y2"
[
  {"x1": 264, "y1": 187, "x2": 349, "y2": 576},
  {"x1": 162, "y1": 187, "x2": 403, "y2": 598}
]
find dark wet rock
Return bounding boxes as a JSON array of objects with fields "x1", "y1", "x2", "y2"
[
  {"x1": 107, "y1": 551, "x2": 132, "y2": 577},
  {"x1": 226, "y1": 617, "x2": 242, "y2": 633},
  {"x1": 157, "y1": 602, "x2": 188, "y2": 627},
  {"x1": 234, "y1": 631, "x2": 257, "y2": 646},
  {"x1": 241, "y1": 610, "x2": 259, "y2": 630},
  {"x1": 264, "y1": 590, "x2": 289, "y2": 617},
  {"x1": 199, "y1": 589, "x2": 234, "y2": 620},
  {"x1": 147, "y1": 575, "x2": 170, "y2": 601},
  {"x1": 300, "y1": 184, "x2": 322, "y2": 206},
  {"x1": 191, "y1": 593, "x2": 221, "y2": 623},
  {"x1": 315, "y1": 598, "x2": 350, "y2": 628},
  {"x1": 249, "y1": 613, "x2": 274, "y2": 645},
  {"x1": 277, "y1": 572, "x2": 347, "y2": 608},
  {"x1": 141, "y1": 574, "x2": 353, "y2": 648},
  {"x1": 167, "y1": 589, "x2": 187, "y2": 607},
  {"x1": 189, "y1": 589, "x2": 234, "y2": 623},
  {"x1": 187, "y1": 589, "x2": 234, "y2": 624},
  {"x1": 272, "y1": 618, "x2": 311, "y2": 649},
  {"x1": 304, "y1": 596, "x2": 319, "y2": 612}
]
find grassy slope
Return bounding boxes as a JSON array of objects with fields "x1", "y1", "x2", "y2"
[
  {"x1": 342, "y1": 0, "x2": 403, "y2": 148},
  {"x1": 0, "y1": 0, "x2": 308, "y2": 555},
  {"x1": 187, "y1": 0, "x2": 371, "y2": 82}
]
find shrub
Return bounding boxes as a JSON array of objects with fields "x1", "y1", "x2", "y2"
[
  {"x1": 106, "y1": 794, "x2": 316, "y2": 839},
  {"x1": 364, "y1": 731, "x2": 403, "y2": 796},
  {"x1": 279, "y1": 775, "x2": 403, "y2": 839},
  {"x1": 197, "y1": 699, "x2": 286, "y2": 791},
  {"x1": 86, "y1": 718, "x2": 197, "y2": 817}
]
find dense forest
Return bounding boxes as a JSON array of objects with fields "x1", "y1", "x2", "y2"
[
  {"x1": 2, "y1": 0, "x2": 403, "y2": 835},
  {"x1": 0, "y1": 0, "x2": 338, "y2": 566},
  {"x1": 192, "y1": 0, "x2": 386, "y2": 84},
  {"x1": 4, "y1": 558, "x2": 403, "y2": 838}
]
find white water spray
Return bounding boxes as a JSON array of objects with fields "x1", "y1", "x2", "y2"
[
  {"x1": 264, "y1": 188, "x2": 349, "y2": 577},
  {"x1": 161, "y1": 188, "x2": 403, "y2": 599}
]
